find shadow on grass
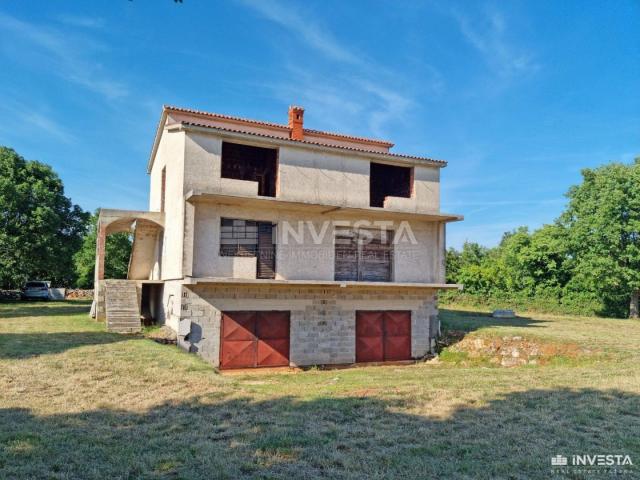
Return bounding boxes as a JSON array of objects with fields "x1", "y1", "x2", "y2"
[
  {"x1": 0, "y1": 388, "x2": 638, "y2": 479},
  {"x1": 0, "y1": 332, "x2": 129, "y2": 359},
  {"x1": 440, "y1": 308, "x2": 546, "y2": 333},
  {"x1": 0, "y1": 301, "x2": 91, "y2": 319}
]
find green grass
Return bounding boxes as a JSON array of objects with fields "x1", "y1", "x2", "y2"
[{"x1": 1, "y1": 301, "x2": 640, "y2": 479}]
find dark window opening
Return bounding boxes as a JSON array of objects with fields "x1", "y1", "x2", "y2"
[
  {"x1": 334, "y1": 229, "x2": 393, "y2": 282},
  {"x1": 220, "y1": 218, "x2": 276, "y2": 279},
  {"x1": 369, "y1": 162, "x2": 412, "y2": 208},
  {"x1": 221, "y1": 141, "x2": 278, "y2": 197}
]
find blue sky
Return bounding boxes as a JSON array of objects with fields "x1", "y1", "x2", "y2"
[{"x1": 1, "y1": 1, "x2": 638, "y2": 248}]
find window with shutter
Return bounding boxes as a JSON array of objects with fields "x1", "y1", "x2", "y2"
[
  {"x1": 334, "y1": 228, "x2": 393, "y2": 282},
  {"x1": 219, "y1": 218, "x2": 276, "y2": 279}
]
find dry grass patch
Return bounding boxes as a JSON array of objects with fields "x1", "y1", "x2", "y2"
[{"x1": 1, "y1": 301, "x2": 640, "y2": 479}]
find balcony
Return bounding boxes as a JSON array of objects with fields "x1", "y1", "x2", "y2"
[{"x1": 185, "y1": 188, "x2": 462, "y2": 223}]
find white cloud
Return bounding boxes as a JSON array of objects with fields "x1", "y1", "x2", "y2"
[
  {"x1": 356, "y1": 81, "x2": 413, "y2": 138},
  {"x1": 19, "y1": 111, "x2": 76, "y2": 144},
  {"x1": 237, "y1": 0, "x2": 423, "y2": 140},
  {"x1": 262, "y1": 68, "x2": 414, "y2": 141},
  {"x1": 0, "y1": 99, "x2": 76, "y2": 144},
  {"x1": 0, "y1": 12, "x2": 127, "y2": 100},
  {"x1": 238, "y1": 0, "x2": 361, "y2": 65},
  {"x1": 56, "y1": 14, "x2": 105, "y2": 29},
  {"x1": 452, "y1": 7, "x2": 539, "y2": 79}
]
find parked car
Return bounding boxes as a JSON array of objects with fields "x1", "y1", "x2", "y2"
[{"x1": 20, "y1": 281, "x2": 51, "y2": 300}]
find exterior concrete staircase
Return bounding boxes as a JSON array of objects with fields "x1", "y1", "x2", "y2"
[{"x1": 104, "y1": 280, "x2": 141, "y2": 333}]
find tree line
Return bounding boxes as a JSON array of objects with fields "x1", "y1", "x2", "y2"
[
  {"x1": 1, "y1": 145, "x2": 638, "y2": 318},
  {"x1": 0, "y1": 147, "x2": 130, "y2": 290},
  {"x1": 446, "y1": 159, "x2": 640, "y2": 318}
]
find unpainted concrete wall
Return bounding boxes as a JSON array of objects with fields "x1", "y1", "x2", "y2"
[
  {"x1": 149, "y1": 130, "x2": 185, "y2": 280},
  {"x1": 190, "y1": 203, "x2": 441, "y2": 283},
  {"x1": 181, "y1": 132, "x2": 441, "y2": 212},
  {"x1": 160, "y1": 280, "x2": 183, "y2": 332},
  {"x1": 128, "y1": 221, "x2": 162, "y2": 280},
  {"x1": 147, "y1": 127, "x2": 444, "y2": 283}
]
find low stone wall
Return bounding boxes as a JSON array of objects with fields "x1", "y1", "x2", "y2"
[
  {"x1": 65, "y1": 289, "x2": 94, "y2": 299},
  {"x1": 178, "y1": 284, "x2": 439, "y2": 367},
  {"x1": 0, "y1": 290, "x2": 20, "y2": 301},
  {"x1": 0, "y1": 288, "x2": 94, "y2": 301}
]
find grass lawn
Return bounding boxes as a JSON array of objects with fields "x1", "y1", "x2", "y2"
[{"x1": 1, "y1": 301, "x2": 639, "y2": 479}]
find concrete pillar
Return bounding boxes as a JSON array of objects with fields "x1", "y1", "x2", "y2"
[
  {"x1": 93, "y1": 222, "x2": 106, "y2": 319},
  {"x1": 437, "y1": 222, "x2": 446, "y2": 283},
  {"x1": 182, "y1": 202, "x2": 195, "y2": 277},
  {"x1": 95, "y1": 222, "x2": 106, "y2": 283}
]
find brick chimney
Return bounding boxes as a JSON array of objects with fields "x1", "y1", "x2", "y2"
[{"x1": 288, "y1": 105, "x2": 304, "y2": 140}]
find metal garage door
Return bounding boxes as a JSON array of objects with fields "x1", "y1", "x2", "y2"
[
  {"x1": 356, "y1": 311, "x2": 411, "y2": 362},
  {"x1": 220, "y1": 311, "x2": 290, "y2": 368}
]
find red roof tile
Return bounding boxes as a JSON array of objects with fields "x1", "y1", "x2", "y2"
[{"x1": 164, "y1": 105, "x2": 395, "y2": 148}]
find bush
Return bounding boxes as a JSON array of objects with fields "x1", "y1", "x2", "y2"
[{"x1": 440, "y1": 291, "x2": 602, "y2": 317}]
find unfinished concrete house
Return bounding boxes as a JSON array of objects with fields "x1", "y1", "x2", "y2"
[{"x1": 94, "y1": 105, "x2": 462, "y2": 368}]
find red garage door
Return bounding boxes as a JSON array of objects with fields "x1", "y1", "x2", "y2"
[
  {"x1": 220, "y1": 311, "x2": 290, "y2": 368},
  {"x1": 356, "y1": 311, "x2": 411, "y2": 362}
]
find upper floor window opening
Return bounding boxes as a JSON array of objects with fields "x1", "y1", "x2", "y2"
[
  {"x1": 369, "y1": 162, "x2": 413, "y2": 208},
  {"x1": 221, "y1": 141, "x2": 278, "y2": 197}
]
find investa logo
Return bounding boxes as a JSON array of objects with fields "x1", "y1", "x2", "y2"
[
  {"x1": 552, "y1": 454, "x2": 633, "y2": 467},
  {"x1": 280, "y1": 220, "x2": 418, "y2": 245}
]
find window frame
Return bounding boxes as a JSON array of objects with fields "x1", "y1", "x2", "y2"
[
  {"x1": 219, "y1": 218, "x2": 259, "y2": 257},
  {"x1": 334, "y1": 228, "x2": 394, "y2": 282}
]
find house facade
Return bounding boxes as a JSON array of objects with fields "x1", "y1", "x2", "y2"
[{"x1": 94, "y1": 105, "x2": 462, "y2": 368}]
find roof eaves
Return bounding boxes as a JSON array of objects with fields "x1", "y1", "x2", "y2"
[
  {"x1": 147, "y1": 107, "x2": 170, "y2": 174},
  {"x1": 163, "y1": 105, "x2": 395, "y2": 147},
  {"x1": 164, "y1": 105, "x2": 290, "y2": 131}
]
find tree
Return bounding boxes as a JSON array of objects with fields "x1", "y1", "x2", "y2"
[
  {"x1": 445, "y1": 159, "x2": 639, "y2": 318},
  {"x1": 448, "y1": 242, "x2": 496, "y2": 294},
  {"x1": 74, "y1": 213, "x2": 132, "y2": 289},
  {"x1": 560, "y1": 160, "x2": 640, "y2": 318},
  {"x1": 445, "y1": 248, "x2": 461, "y2": 284},
  {"x1": 459, "y1": 241, "x2": 489, "y2": 267},
  {"x1": 493, "y1": 225, "x2": 572, "y2": 299},
  {"x1": 0, "y1": 147, "x2": 90, "y2": 288}
]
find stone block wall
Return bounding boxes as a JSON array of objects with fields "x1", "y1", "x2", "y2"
[{"x1": 177, "y1": 284, "x2": 439, "y2": 367}]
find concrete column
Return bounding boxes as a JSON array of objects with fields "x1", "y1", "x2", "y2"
[
  {"x1": 182, "y1": 201, "x2": 195, "y2": 277},
  {"x1": 95, "y1": 222, "x2": 106, "y2": 283},
  {"x1": 437, "y1": 222, "x2": 446, "y2": 283},
  {"x1": 93, "y1": 222, "x2": 107, "y2": 320}
]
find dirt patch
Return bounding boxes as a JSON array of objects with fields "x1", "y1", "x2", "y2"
[
  {"x1": 443, "y1": 334, "x2": 594, "y2": 367},
  {"x1": 436, "y1": 330, "x2": 467, "y2": 351},
  {"x1": 145, "y1": 326, "x2": 177, "y2": 345},
  {"x1": 220, "y1": 367, "x2": 302, "y2": 376}
]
